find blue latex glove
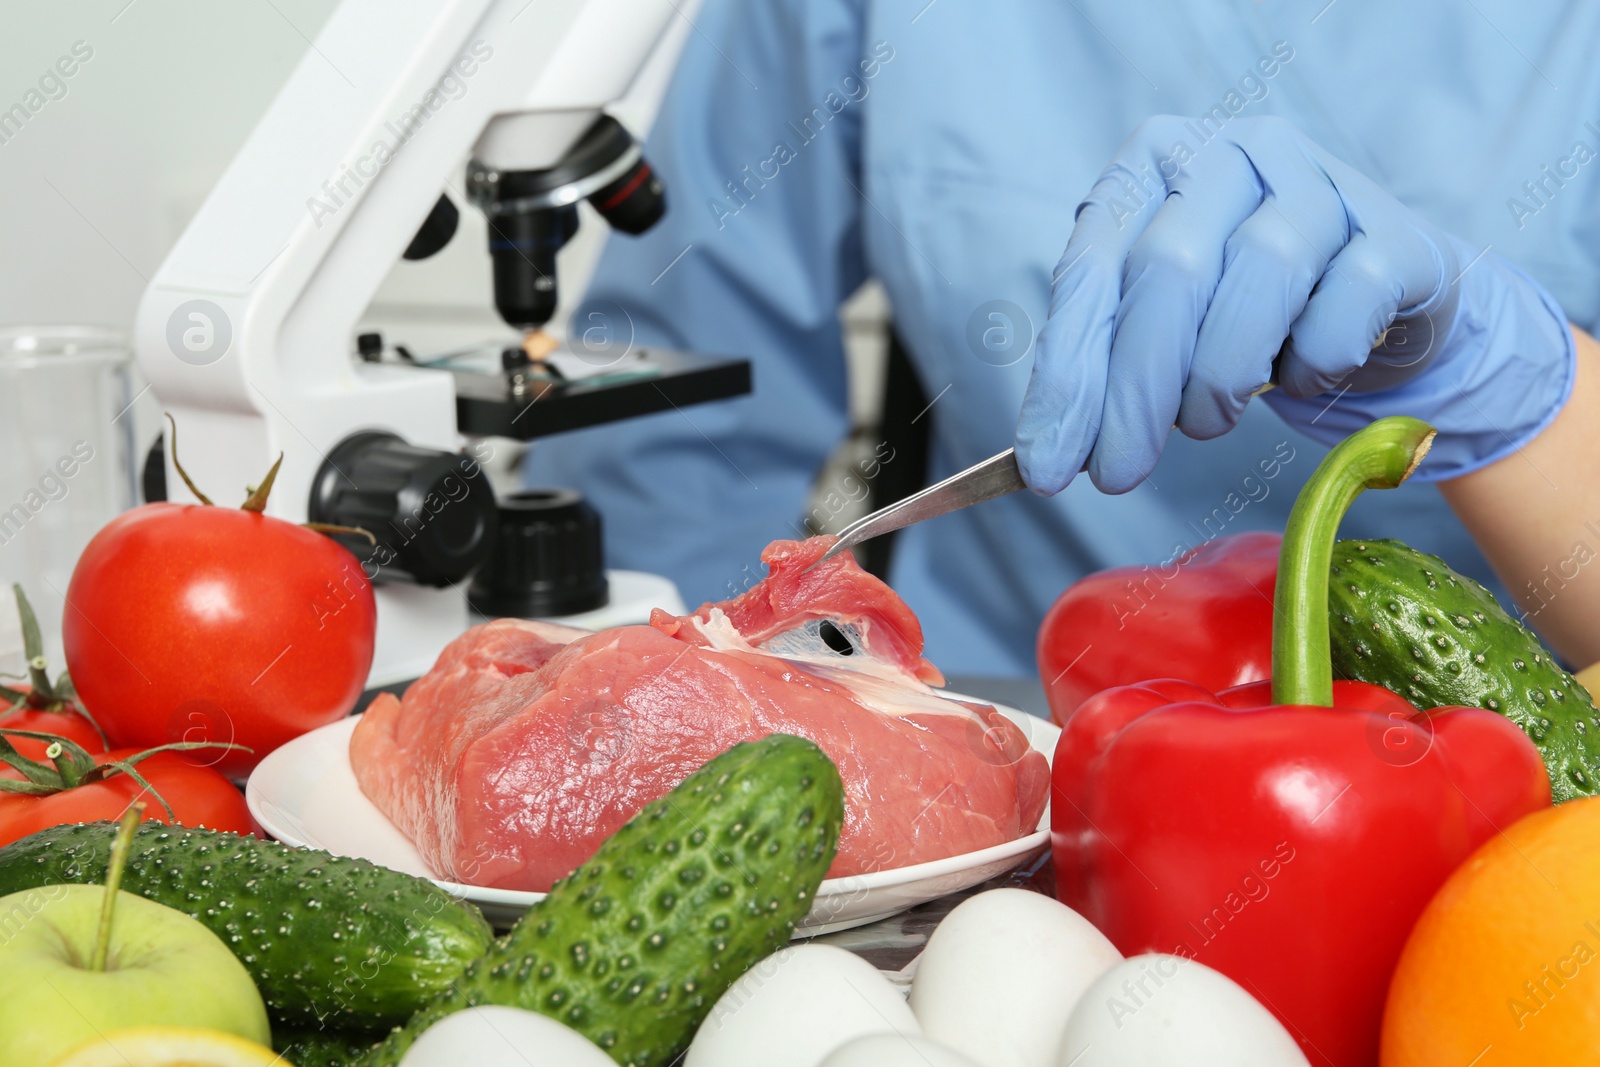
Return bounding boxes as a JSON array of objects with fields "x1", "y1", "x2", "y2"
[{"x1": 1016, "y1": 115, "x2": 1577, "y2": 494}]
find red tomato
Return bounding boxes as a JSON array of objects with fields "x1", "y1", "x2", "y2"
[
  {"x1": 62, "y1": 502, "x2": 376, "y2": 777},
  {"x1": 0, "y1": 749, "x2": 253, "y2": 847},
  {"x1": 1, "y1": 698, "x2": 108, "y2": 760}
]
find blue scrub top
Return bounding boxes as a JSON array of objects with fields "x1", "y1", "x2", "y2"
[{"x1": 525, "y1": 0, "x2": 1600, "y2": 679}]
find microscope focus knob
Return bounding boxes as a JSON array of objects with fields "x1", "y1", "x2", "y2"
[
  {"x1": 308, "y1": 431, "x2": 497, "y2": 587},
  {"x1": 467, "y1": 488, "x2": 608, "y2": 618}
]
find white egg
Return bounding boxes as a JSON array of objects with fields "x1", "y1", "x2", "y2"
[
  {"x1": 1053, "y1": 954, "x2": 1310, "y2": 1066},
  {"x1": 398, "y1": 1005, "x2": 616, "y2": 1067},
  {"x1": 821, "y1": 1033, "x2": 985, "y2": 1067},
  {"x1": 686, "y1": 944, "x2": 921, "y2": 1067},
  {"x1": 908, "y1": 888, "x2": 1122, "y2": 1067}
]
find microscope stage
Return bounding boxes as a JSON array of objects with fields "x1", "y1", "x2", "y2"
[{"x1": 431, "y1": 344, "x2": 751, "y2": 440}]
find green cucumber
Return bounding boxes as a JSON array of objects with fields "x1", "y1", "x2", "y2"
[
  {"x1": 1328, "y1": 537, "x2": 1600, "y2": 801},
  {"x1": 0, "y1": 822, "x2": 493, "y2": 1031},
  {"x1": 274, "y1": 1027, "x2": 384, "y2": 1067},
  {"x1": 362, "y1": 733, "x2": 846, "y2": 1067}
]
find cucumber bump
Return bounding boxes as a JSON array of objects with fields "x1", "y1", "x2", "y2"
[
  {"x1": 361, "y1": 733, "x2": 846, "y2": 1067},
  {"x1": 1328, "y1": 538, "x2": 1600, "y2": 801}
]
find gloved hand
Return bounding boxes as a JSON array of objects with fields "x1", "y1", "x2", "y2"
[{"x1": 1016, "y1": 115, "x2": 1576, "y2": 494}]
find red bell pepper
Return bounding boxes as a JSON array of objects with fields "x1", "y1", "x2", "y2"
[
  {"x1": 1050, "y1": 417, "x2": 1551, "y2": 1067},
  {"x1": 1038, "y1": 531, "x2": 1279, "y2": 724}
]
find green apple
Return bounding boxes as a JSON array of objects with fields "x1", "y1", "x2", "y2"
[{"x1": 0, "y1": 881, "x2": 270, "y2": 1065}]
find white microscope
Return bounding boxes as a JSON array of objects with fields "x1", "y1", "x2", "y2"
[{"x1": 132, "y1": 0, "x2": 747, "y2": 686}]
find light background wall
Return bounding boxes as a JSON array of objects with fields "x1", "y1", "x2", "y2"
[{"x1": 0, "y1": 0, "x2": 696, "y2": 337}]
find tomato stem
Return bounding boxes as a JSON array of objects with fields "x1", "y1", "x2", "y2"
[
  {"x1": 164, "y1": 413, "x2": 290, "y2": 513},
  {"x1": 12, "y1": 585, "x2": 58, "y2": 705},
  {"x1": 240, "y1": 454, "x2": 284, "y2": 513},
  {"x1": 1272, "y1": 416, "x2": 1436, "y2": 707},
  {"x1": 165, "y1": 413, "x2": 215, "y2": 506},
  {"x1": 88, "y1": 804, "x2": 142, "y2": 972},
  {"x1": 43, "y1": 739, "x2": 77, "y2": 786},
  {"x1": 303, "y1": 521, "x2": 377, "y2": 544},
  {"x1": 0, "y1": 729, "x2": 246, "y2": 819}
]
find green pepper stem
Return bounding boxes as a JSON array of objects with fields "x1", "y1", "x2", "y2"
[
  {"x1": 1272, "y1": 416, "x2": 1436, "y2": 706},
  {"x1": 88, "y1": 804, "x2": 142, "y2": 972}
]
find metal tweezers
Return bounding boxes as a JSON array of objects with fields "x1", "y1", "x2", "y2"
[
  {"x1": 810, "y1": 448, "x2": 1026, "y2": 569},
  {"x1": 807, "y1": 357, "x2": 1289, "y2": 570}
]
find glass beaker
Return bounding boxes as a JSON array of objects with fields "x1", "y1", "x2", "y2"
[{"x1": 0, "y1": 326, "x2": 137, "y2": 672}]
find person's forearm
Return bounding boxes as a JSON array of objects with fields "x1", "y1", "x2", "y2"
[{"x1": 1438, "y1": 325, "x2": 1600, "y2": 667}]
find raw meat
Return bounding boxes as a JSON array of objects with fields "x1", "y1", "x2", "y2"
[{"x1": 350, "y1": 537, "x2": 1049, "y2": 892}]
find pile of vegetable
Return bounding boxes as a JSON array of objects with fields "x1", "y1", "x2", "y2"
[
  {"x1": 1050, "y1": 417, "x2": 1554, "y2": 1065},
  {"x1": 10, "y1": 414, "x2": 1600, "y2": 1065},
  {"x1": 0, "y1": 733, "x2": 845, "y2": 1066},
  {"x1": 1040, "y1": 435, "x2": 1600, "y2": 806}
]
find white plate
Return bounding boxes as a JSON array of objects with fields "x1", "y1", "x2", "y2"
[{"x1": 246, "y1": 697, "x2": 1059, "y2": 933}]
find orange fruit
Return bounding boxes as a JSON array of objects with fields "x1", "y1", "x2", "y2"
[{"x1": 1382, "y1": 796, "x2": 1600, "y2": 1065}]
